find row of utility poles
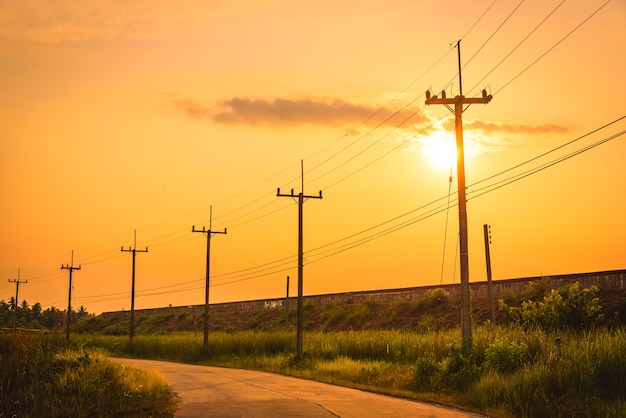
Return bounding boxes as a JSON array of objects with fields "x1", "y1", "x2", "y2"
[{"x1": 8, "y1": 254, "x2": 81, "y2": 340}]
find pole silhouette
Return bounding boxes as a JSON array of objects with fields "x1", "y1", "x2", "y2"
[
  {"x1": 425, "y1": 40, "x2": 492, "y2": 352},
  {"x1": 483, "y1": 224, "x2": 496, "y2": 327},
  {"x1": 121, "y1": 230, "x2": 148, "y2": 349},
  {"x1": 277, "y1": 160, "x2": 322, "y2": 361},
  {"x1": 192, "y1": 206, "x2": 227, "y2": 356},
  {"x1": 8, "y1": 268, "x2": 27, "y2": 336},
  {"x1": 61, "y1": 251, "x2": 81, "y2": 341}
]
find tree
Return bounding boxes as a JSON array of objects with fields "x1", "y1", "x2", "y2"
[
  {"x1": 20, "y1": 300, "x2": 30, "y2": 323},
  {"x1": 0, "y1": 300, "x2": 10, "y2": 327}
]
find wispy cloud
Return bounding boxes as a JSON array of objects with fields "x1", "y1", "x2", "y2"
[
  {"x1": 456, "y1": 119, "x2": 570, "y2": 135},
  {"x1": 171, "y1": 97, "x2": 211, "y2": 120},
  {"x1": 172, "y1": 96, "x2": 427, "y2": 129}
]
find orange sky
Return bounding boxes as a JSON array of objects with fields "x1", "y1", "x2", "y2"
[{"x1": 1, "y1": 0, "x2": 625, "y2": 314}]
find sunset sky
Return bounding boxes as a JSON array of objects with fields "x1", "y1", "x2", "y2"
[{"x1": 1, "y1": 0, "x2": 625, "y2": 314}]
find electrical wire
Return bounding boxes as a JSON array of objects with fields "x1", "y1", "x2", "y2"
[
  {"x1": 494, "y1": 0, "x2": 612, "y2": 96},
  {"x1": 467, "y1": 0, "x2": 568, "y2": 96}
]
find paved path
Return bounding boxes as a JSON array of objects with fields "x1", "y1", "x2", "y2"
[{"x1": 116, "y1": 358, "x2": 485, "y2": 417}]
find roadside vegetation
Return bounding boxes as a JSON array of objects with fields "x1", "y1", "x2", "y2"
[
  {"x1": 0, "y1": 332, "x2": 176, "y2": 417},
  {"x1": 3, "y1": 279, "x2": 626, "y2": 417},
  {"x1": 76, "y1": 281, "x2": 626, "y2": 418}
]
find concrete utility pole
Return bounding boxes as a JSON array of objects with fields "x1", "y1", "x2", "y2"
[
  {"x1": 285, "y1": 276, "x2": 290, "y2": 329},
  {"x1": 483, "y1": 224, "x2": 496, "y2": 327},
  {"x1": 192, "y1": 206, "x2": 227, "y2": 356},
  {"x1": 121, "y1": 230, "x2": 148, "y2": 349},
  {"x1": 61, "y1": 251, "x2": 81, "y2": 341},
  {"x1": 425, "y1": 40, "x2": 492, "y2": 352},
  {"x1": 277, "y1": 161, "x2": 322, "y2": 361},
  {"x1": 8, "y1": 268, "x2": 27, "y2": 335}
]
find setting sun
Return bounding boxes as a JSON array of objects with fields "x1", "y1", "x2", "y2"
[{"x1": 420, "y1": 133, "x2": 456, "y2": 171}]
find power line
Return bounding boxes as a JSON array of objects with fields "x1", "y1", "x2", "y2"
[{"x1": 494, "y1": 0, "x2": 613, "y2": 96}]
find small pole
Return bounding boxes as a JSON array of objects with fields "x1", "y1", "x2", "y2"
[
  {"x1": 483, "y1": 224, "x2": 496, "y2": 327},
  {"x1": 285, "y1": 276, "x2": 290, "y2": 328}
]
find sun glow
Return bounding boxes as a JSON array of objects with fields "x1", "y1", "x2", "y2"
[{"x1": 421, "y1": 133, "x2": 456, "y2": 171}]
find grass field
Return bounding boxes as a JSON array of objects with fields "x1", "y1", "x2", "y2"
[{"x1": 80, "y1": 326, "x2": 626, "y2": 417}]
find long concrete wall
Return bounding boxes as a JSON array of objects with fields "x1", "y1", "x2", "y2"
[{"x1": 103, "y1": 269, "x2": 626, "y2": 317}]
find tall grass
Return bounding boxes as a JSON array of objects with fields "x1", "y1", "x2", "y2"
[
  {"x1": 79, "y1": 326, "x2": 626, "y2": 417},
  {"x1": 0, "y1": 332, "x2": 176, "y2": 417}
]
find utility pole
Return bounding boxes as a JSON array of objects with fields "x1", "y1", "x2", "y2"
[
  {"x1": 61, "y1": 251, "x2": 81, "y2": 342},
  {"x1": 121, "y1": 230, "x2": 148, "y2": 350},
  {"x1": 277, "y1": 160, "x2": 322, "y2": 361},
  {"x1": 425, "y1": 40, "x2": 492, "y2": 352},
  {"x1": 192, "y1": 206, "x2": 227, "y2": 356},
  {"x1": 483, "y1": 224, "x2": 496, "y2": 327},
  {"x1": 8, "y1": 268, "x2": 27, "y2": 336},
  {"x1": 285, "y1": 276, "x2": 290, "y2": 329}
]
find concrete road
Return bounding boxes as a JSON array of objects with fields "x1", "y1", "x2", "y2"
[{"x1": 116, "y1": 358, "x2": 486, "y2": 417}]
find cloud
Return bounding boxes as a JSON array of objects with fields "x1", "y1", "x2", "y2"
[
  {"x1": 171, "y1": 97, "x2": 212, "y2": 120},
  {"x1": 171, "y1": 96, "x2": 428, "y2": 129},
  {"x1": 456, "y1": 119, "x2": 570, "y2": 135}
]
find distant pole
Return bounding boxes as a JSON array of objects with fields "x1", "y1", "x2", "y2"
[
  {"x1": 121, "y1": 230, "x2": 148, "y2": 349},
  {"x1": 425, "y1": 40, "x2": 492, "y2": 353},
  {"x1": 192, "y1": 206, "x2": 227, "y2": 356},
  {"x1": 483, "y1": 224, "x2": 496, "y2": 327},
  {"x1": 61, "y1": 251, "x2": 81, "y2": 342},
  {"x1": 285, "y1": 276, "x2": 290, "y2": 329},
  {"x1": 8, "y1": 268, "x2": 27, "y2": 336},
  {"x1": 277, "y1": 160, "x2": 322, "y2": 361}
]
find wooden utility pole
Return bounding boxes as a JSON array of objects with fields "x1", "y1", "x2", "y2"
[
  {"x1": 8, "y1": 268, "x2": 27, "y2": 335},
  {"x1": 121, "y1": 230, "x2": 148, "y2": 349},
  {"x1": 277, "y1": 160, "x2": 322, "y2": 361},
  {"x1": 61, "y1": 251, "x2": 81, "y2": 341},
  {"x1": 192, "y1": 206, "x2": 227, "y2": 356},
  {"x1": 425, "y1": 40, "x2": 492, "y2": 352},
  {"x1": 483, "y1": 224, "x2": 496, "y2": 327}
]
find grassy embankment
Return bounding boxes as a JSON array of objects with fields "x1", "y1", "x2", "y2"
[{"x1": 0, "y1": 332, "x2": 176, "y2": 418}]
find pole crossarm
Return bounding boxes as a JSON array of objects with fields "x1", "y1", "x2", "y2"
[
  {"x1": 277, "y1": 188, "x2": 323, "y2": 200},
  {"x1": 425, "y1": 89, "x2": 492, "y2": 107},
  {"x1": 192, "y1": 226, "x2": 227, "y2": 236}
]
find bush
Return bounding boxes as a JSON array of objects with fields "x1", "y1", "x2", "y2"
[
  {"x1": 499, "y1": 282, "x2": 603, "y2": 331},
  {"x1": 483, "y1": 338, "x2": 528, "y2": 374}
]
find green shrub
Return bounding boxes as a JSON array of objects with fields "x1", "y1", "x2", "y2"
[
  {"x1": 499, "y1": 282, "x2": 603, "y2": 331},
  {"x1": 483, "y1": 338, "x2": 528, "y2": 373}
]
